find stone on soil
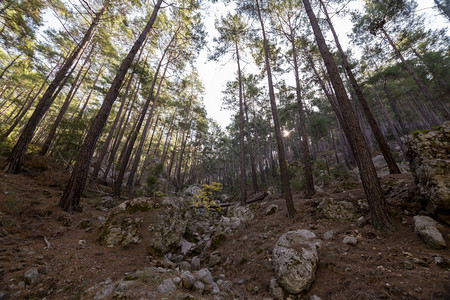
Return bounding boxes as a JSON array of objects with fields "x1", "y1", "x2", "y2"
[
  {"x1": 414, "y1": 215, "x2": 446, "y2": 249},
  {"x1": 157, "y1": 278, "x2": 177, "y2": 294},
  {"x1": 24, "y1": 268, "x2": 38, "y2": 285},
  {"x1": 318, "y1": 199, "x2": 357, "y2": 222},
  {"x1": 343, "y1": 235, "x2": 358, "y2": 246},
  {"x1": 272, "y1": 230, "x2": 319, "y2": 294}
]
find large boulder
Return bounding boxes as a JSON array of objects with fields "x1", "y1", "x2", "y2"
[
  {"x1": 414, "y1": 215, "x2": 446, "y2": 249},
  {"x1": 317, "y1": 199, "x2": 357, "y2": 222},
  {"x1": 406, "y1": 122, "x2": 450, "y2": 224},
  {"x1": 272, "y1": 230, "x2": 319, "y2": 294},
  {"x1": 99, "y1": 197, "x2": 188, "y2": 255}
]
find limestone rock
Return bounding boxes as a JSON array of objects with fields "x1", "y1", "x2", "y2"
[
  {"x1": 24, "y1": 268, "x2": 38, "y2": 285},
  {"x1": 181, "y1": 271, "x2": 196, "y2": 289},
  {"x1": 318, "y1": 199, "x2": 357, "y2": 222},
  {"x1": 343, "y1": 235, "x2": 358, "y2": 246},
  {"x1": 269, "y1": 278, "x2": 284, "y2": 300},
  {"x1": 208, "y1": 251, "x2": 221, "y2": 267},
  {"x1": 157, "y1": 278, "x2": 177, "y2": 294},
  {"x1": 179, "y1": 239, "x2": 194, "y2": 255},
  {"x1": 99, "y1": 197, "x2": 187, "y2": 255},
  {"x1": 406, "y1": 122, "x2": 450, "y2": 224},
  {"x1": 220, "y1": 216, "x2": 242, "y2": 230},
  {"x1": 184, "y1": 185, "x2": 202, "y2": 197},
  {"x1": 191, "y1": 256, "x2": 200, "y2": 271},
  {"x1": 414, "y1": 215, "x2": 446, "y2": 249},
  {"x1": 323, "y1": 230, "x2": 335, "y2": 240},
  {"x1": 178, "y1": 261, "x2": 191, "y2": 271},
  {"x1": 265, "y1": 204, "x2": 279, "y2": 216},
  {"x1": 272, "y1": 230, "x2": 319, "y2": 294},
  {"x1": 99, "y1": 196, "x2": 116, "y2": 209},
  {"x1": 193, "y1": 280, "x2": 205, "y2": 293},
  {"x1": 99, "y1": 217, "x2": 143, "y2": 247},
  {"x1": 231, "y1": 205, "x2": 254, "y2": 222}
]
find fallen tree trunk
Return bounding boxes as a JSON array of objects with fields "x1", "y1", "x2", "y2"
[{"x1": 198, "y1": 191, "x2": 269, "y2": 209}]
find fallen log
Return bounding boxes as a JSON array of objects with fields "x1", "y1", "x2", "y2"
[{"x1": 196, "y1": 191, "x2": 269, "y2": 209}]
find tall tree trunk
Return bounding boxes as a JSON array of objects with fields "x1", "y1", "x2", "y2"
[
  {"x1": 4, "y1": 5, "x2": 106, "y2": 173},
  {"x1": 380, "y1": 27, "x2": 449, "y2": 120},
  {"x1": 256, "y1": 0, "x2": 295, "y2": 218},
  {"x1": 290, "y1": 35, "x2": 315, "y2": 197},
  {"x1": 91, "y1": 34, "x2": 148, "y2": 181},
  {"x1": 101, "y1": 81, "x2": 140, "y2": 182},
  {"x1": 235, "y1": 41, "x2": 247, "y2": 204},
  {"x1": 127, "y1": 58, "x2": 169, "y2": 189},
  {"x1": 374, "y1": 87, "x2": 405, "y2": 157},
  {"x1": 303, "y1": 0, "x2": 393, "y2": 232},
  {"x1": 253, "y1": 116, "x2": 266, "y2": 185},
  {"x1": 114, "y1": 47, "x2": 168, "y2": 197},
  {"x1": 320, "y1": 0, "x2": 400, "y2": 174},
  {"x1": 243, "y1": 95, "x2": 258, "y2": 193},
  {"x1": 59, "y1": 1, "x2": 163, "y2": 211},
  {"x1": 74, "y1": 63, "x2": 105, "y2": 123},
  {"x1": 382, "y1": 78, "x2": 408, "y2": 134},
  {"x1": 40, "y1": 47, "x2": 94, "y2": 156},
  {"x1": 90, "y1": 72, "x2": 131, "y2": 181}
]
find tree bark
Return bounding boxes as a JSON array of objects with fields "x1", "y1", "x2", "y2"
[
  {"x1": 4, "y1": 4, "x2": 105, "y2": 174},
  {"x1": 290, "y1": 36, "x2": 315, "y2": 197},
  {"x1": 235, "y1": 41, "x2": 247, "y2": 204},
  {"x1": 303, "y1": 0, "x2": 393, "y2": 232},
  {"x1": 256, "y1": 0, "x2": 295, "y2": 218},
  {"x1": 39, "y1": 47, "x2": 94, "y2": 156},
  {"x1": 59, "y1": 0, "x2": 163, "y2": 211},
  {"x1": 320, "y1": 0, "x2": 400, "y2": 174},
  {"x1": 243, "y1": 94, "x2": 258, "y2": 193},
  {"x1": 114, "y1": 47, "x2": 168, "y2": 197}
]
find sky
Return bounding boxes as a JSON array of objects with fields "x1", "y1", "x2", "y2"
[{"x1": 197, "y1": 0, "x2": 449, "y2": 130}]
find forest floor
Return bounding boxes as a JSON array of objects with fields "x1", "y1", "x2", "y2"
[{"x1": 0, "y1": 154, "x2": 449, "y2": 299}]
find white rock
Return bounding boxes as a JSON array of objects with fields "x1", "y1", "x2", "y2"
[
  {"x1": 181, "y1": 271, "x2": 196, "y2": 289},
  {"x1": 157, "y1": 278, "x2": 177, "y2": 294},
  {"x1": 342, "y1": 235, "x2": 358, "y2": 246},
  {"x1": 414, "y1": 215, "x2": 446, "y2": 249},
  {"x1": 24, "y1": 268, "x2": 38, "y2": 285},
  {"x1": 272, "y1": 230, "x2": 319, "y2": 294}
]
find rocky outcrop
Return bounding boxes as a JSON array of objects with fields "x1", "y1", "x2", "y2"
[
  {"x1": 99, "y1": 197, "x2": 188, "y2": 255},
  {"x1": 317, "y1": 199, "x2": 357, "y2": 222},
  {"x1": 272, "y1": 230, "x2": 319, "y2": 294},
  {"x1": 406, "y1": 122, "x2": 450, "y2": 224},
  {"x1": 414, "y1": 215, "x2": 446, "y2": 249}
]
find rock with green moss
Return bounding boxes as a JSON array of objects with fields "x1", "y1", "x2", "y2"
[
  {"x1": 99, "y1": 197, "x2": 188, "y2": 254},
  {"x1": 317, "y1": 199, "x2": 357, "y2": 222},
  {"x1": 406, "y1": 122, "x2": 450, "y2": 224}
]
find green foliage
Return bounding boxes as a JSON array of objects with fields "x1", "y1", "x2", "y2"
[{"x1": 330, "y1": 163, "x2": 350, "y2": 179}]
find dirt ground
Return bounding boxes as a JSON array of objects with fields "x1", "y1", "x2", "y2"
[{"x1": 0, "y1": 155, "x2": 449, "y2": 299}]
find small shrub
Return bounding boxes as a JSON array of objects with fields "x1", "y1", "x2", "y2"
[
  {"x1": 191, "y1": 182, "x2": 223, "y2": 211},
  {"x1": 330, "y1": 163, "x2": 350, "y2": 179}
]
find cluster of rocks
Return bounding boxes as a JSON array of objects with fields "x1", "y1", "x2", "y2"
[
  {"x1": 85, "y1": 267, "x2": 233, "y2": 299},
  {"x1": 86, "y1": 195, "x2": 258, "y2": 298}
]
